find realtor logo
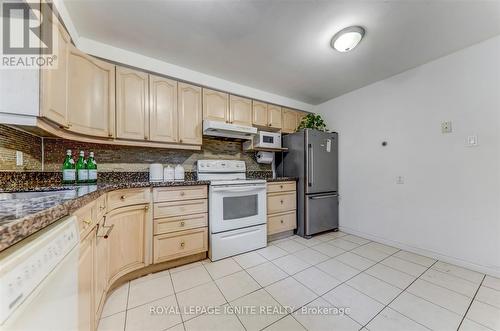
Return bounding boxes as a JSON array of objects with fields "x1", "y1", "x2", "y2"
[{"x1": 1, "y1": 1, "x2": 58, "y2": 68}]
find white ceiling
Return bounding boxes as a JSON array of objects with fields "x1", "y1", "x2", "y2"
[{"x1": 63, "y1": 0, "x2": 500, "y2": 105}]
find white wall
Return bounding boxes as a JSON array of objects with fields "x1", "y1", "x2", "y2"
[{"x1": 315, "y1": 36, "x2": 500, "y2": 276}]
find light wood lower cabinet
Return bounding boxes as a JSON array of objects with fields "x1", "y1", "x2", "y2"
[
  {"x1": 153, "y1": 228, "x2": 208, "y2": 263},
  {"x1": 106, "y1": 204, "x2": 148, "y2": 284},
  {"x1": 267, "y1": 181, "x2": 297, "y2": 236},
  {"x1": 93, "y1": 217, "x2": 108, "y2": 321},
  {"x1": 107, "y1": 187, "x2": 150, "y2": 212},
  {"x1": 78, "y1": 227, "x2": 95, "y2": 331}
]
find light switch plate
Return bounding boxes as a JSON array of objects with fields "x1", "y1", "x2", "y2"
[{"x1": 441, "y1": 121, "x2": 452, "y2": 133}]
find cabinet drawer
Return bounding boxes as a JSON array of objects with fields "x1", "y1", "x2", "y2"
[
  {"x1": 154, "y1": 213, "x2": 208, "y2": 235},
  {"x1": 154, "y1": 199, "x2": 207, "y2": 219},
  {"x1": 107, "y1": 188, "x2": 150, "y2": 211},
  {"x1": 267, "y1": 191, "x2": 296, "y2": 214},
  {"x1": 96, "y1": 194, "x2": 107, "y2": 220},
  {"x1": 153, "y1": 185, "x2": 207, "y2": 203},
  {"x1": 267, "y1": 211, "x2": 296, "y2": 235},
  {"x1": 73, "y1": 202, "x2": 96, "y2": 237},
  {"x1": 267, "y1": 181, "x2": 296, "y2": 193},
  {"x1": 153, "y1": 228, "x2": 208, "y2": 263}
]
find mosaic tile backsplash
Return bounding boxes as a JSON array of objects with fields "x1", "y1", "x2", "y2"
[{"x1": 0, "y1": 125, "x2": 270, "y2": 172}]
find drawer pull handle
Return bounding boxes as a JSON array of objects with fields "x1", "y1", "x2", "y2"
[
  {"x1": 83, "y1": 219, "x2": 92, "y2": 225},
  {"x1": 280, "y1": 219, "x2": 284, "y2": 224},
  {"x1": 180, "y1": 241, "x2": 185, "y2": 248},
  {"x1": 180, "y1": 221, "x2": 185, "y2": 226},
  {"x1": 98, "y1": 224, "x2": 114, "y2": 239},
  {"x1": 120, "y1": 195, "x2": 126, "y2": 200},
  {"x1": 180, "y1": 192, "x2": 185, "y2": 196},
  {"x1": 100, "y1": 205, "x2": 105, "y2": 210}
]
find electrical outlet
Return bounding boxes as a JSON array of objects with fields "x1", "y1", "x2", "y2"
[
  {"x1": 396, "y1": 176, "x2": 404, "y2": 184},
  {"x1": 16, "y1": 151, "x2": 23, "y2": 166},
  {"x1": 441, "y1": 121, "x2": 452, "y2": 134},
  {"x1": 467, "y1": 135, "x2": 478, "y2": 147}
]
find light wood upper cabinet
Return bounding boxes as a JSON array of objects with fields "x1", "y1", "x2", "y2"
[
  {"x1": 116, "y1": 67, "x2": 149, "y2": 141},
  {"x1": 229, "y1": 95, "x2": 252, "y2": 126},
  {"x1": 203, "y1": 88, "x2": 229, "y2": 122},
  {"x1": 106, "y1": 204, "x2": 147, "y2": 284},
  {"x1": 267, "y1": 104, "x2": 282, "y2": 129},
  {"x1": 40, "y1": 15, "x2": 71, "y2": 127},
  {"x1": 252, "y1": 101, "x2": 268, "y2": 127},
  {"x1": 149, "y1": 75, "x2": 178, "y2": 143},
  {"x1": 178, "y1": 83, "x2": 202, "y2": 145},
  {"x1": 67, "y1": 46, "x2": 115, "y2": 138},
  {"x1": 78, "y1": 228, "x2": 95, "y2": 331},
  {"x1": 282, "y1": 108, "x2": 298, "y2": 134},
  {"x1": 296, "y1": 111, "x2": 307, "y2": 127}
]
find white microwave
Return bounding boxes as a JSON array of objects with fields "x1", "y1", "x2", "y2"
[{"x1": 254, "y1": 131, "x2": 281, "y2": 149}]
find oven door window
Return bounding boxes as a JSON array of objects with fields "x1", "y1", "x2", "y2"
[{"x1": 223, "y1": 194, "x2": 258, "y2": 220}]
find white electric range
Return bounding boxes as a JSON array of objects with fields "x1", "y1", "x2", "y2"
[{"x1": 197, "y1": 160, "x2": 267, "y2": 261}]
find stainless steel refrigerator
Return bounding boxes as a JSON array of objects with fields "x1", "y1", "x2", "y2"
[{"x1": 277, "y1": 129, "x2": 338, "y2": 238}]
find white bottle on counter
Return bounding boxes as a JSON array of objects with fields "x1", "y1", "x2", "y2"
[
  {"x1": 164, "y1": 165, "x2": 175, "y2": 181},
  {"x1": 174, "y1": 165, "x2": 185, "y2": 181}
]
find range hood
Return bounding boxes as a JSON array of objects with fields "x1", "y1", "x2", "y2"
[{"x1": 203, "y1": 120, "x2": 257, "y2": 139}]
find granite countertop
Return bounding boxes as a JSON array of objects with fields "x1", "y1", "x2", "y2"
[
  {"x1": 0, "y1": 180, "x2": 209, "y2": 252},
  {"x1": 266, "y1": 177, "x2": 298, "y2": 182}
]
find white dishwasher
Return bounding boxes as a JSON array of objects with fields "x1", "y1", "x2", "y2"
[{"x1": 0, "y1": 216, "x2": 80, "y2": 331}]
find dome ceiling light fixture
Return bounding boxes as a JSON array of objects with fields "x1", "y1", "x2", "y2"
[{"x1": 331, "y1": 26, "x2": 365, "y2": 52}]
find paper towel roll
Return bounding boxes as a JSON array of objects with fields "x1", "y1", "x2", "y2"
[{"x1": 256, "y1": 151, "x2": 274, "y2": 164}]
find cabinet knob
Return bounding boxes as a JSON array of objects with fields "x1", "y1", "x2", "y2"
[
  {"x1": 120, "y1": 195, "x2": 126, "y2": 200},
  {"x1": 180, "y1": 221, "x2": 185, "y2": 226},
  {"x1": 280, "y1": 200, "x2": 284, "y2": 204},
  {"x1": 280, "y1": 219, "x2": 284, "y2": 224},
  {"x1": 83, "y1": 219, "x2": 91, "y2": 225},
  {"x1": 144, "y1": 136, "x2": 148, "y2": 140},
  {"x1": 179, "y1": 139, "x2": 183, "y2": 143},
  {"x1": 180, "y1": 191, "x2": 185, "y2": 196},
  {"x1": 180, "y1": 241, "x2": 185, "y2": 248},
  {"x1": 280, "y1": 185, "x2": 283, "y2": 189},
  {"x1": 144, "y1": 205, "x2": 149, "y2": 211},
  {"x1": 108, "y1": 133, "x2": 113, "y2": 137}
]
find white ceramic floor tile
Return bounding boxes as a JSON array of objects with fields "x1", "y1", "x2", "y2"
[
  {"x1": 128, "y1": 272, "x2": 174, "y2": 308},
  {"x1": 323, "y1": 284, "x2": 384, "y2": 325},
  {"x1": 204, "y1": 258, "x2": 242, "y2": 280},
  {"x1": 342, "y1": 234, "x2": 371, "y2": 245},
  {"x1": 335, "y1": 252, "x2": 376, "y2": 271},
  {"x1": 273, "y1": 254, "x2": 311, "y2": 275},
  {"x1": 316, "y1": 258, "x2": 360, "y2": 282},
  {"x1": 366, "y1": 307, "x2": 429, "y2": 331},
  {"x1": 365, "y1": 263, "x2": 416, "y2": 289},
  {"x1": 380, "y1": 256, "x2": 428, "y2": 277},
  {"x1": 292, "y1": 236, "x2": 323, "y2": 247},
  {"x1": 274, "y1": 239, "x2": 308, "y2": 253},
  {"x1": 432, "y1": 261, "x2": 484, "y2": 284},
  {"x1": 270, "y1": 237, "x2": 293, "y2": 245},
  {"x1": 406, "y1": 279, "x2": 472, "y2": 315},
  {"x1": 466, "y1": 300, "x2": 500, "y2": 331},
  {"x1": 389, "y1": 292, "x2": 462, "y2": 331},
  {"x1": 246, "y1": 261, "x2": 288, "y2": 287},
  {"x1": 293, "y1": 266, "x2": 341, "y2": 295},
  {"x1": 233, "y1": 251, "x2": 268, "y2": 269},
  {"x1": 263, "y1": 315, "x2": 306, "y2": 331},
  {"x1": 293, "y1": 297, "x2": 361, "y2": 331},
  {"x1": 421, "y1": 269, "x2": 478, "y2": 297},
  {"x1": 125, "y1": 295, "x2": 182, "y2": 331},
  {"x1": 171, "y1": 265, "x2": 213, "y2": 292},
  {"x1": 166, "y1": 323, "x2": 185, "y2": 331},
  {"x1": 459, "y1": 318, "x2": 495, "y2": 331},
  {"x1": 97, "y1": 311, "x2": 126, "y2": 331},
  {"x1": 393, "y1": 251, "x2": 436, "y2": 267},
  {"x1": 184, "y1": 309, "x2": 245, "y2": 331},
  {"x1": 101, "y1": 282, "x2": 129, "y2": 318},
  {"x1": 266, "y1": 277, "x2": 318, "y2": 311},
  {"x1": 314, "y1": 232, "x2": 337, "y2": 242},
  {"x1": 256, "y1": 245, "x2": 288, "y2": 260},
  {"x1": 230, "y1": 289, "x2": 286, "y2": 331},
  {"x1": 363, "y1": 242, "x2": 399, "y2": 255},
  {"x1": 176, "y1": 282, "x2": 226, "y2": 321},
  {"x1": 170, "y1": 261, "x2": 203, "y2": 274},
  {"x1": 476, "y1": 286, "x2": 500, "y2": 309},
  {"x1": 329, "y1": 238, "x2": 360, "y2": 251},
  {"x1": 483, "y1": 275, "x2": 500, "y2": 291},
  {"x1": 347, "y1": 273, "x2": 402, "y2": 304},
  {"x1": 293, "y1": 247, "x2": 329, "y2": 265},
  {"x1": 350, "y1": 245, "x2": 391, "y2": 262},
  {"x1": 215, "y1": 270, "x2": 261, "y2": 302},
  {"x1": 311, "y1": 242, "x2": 346, "y2": 257}
]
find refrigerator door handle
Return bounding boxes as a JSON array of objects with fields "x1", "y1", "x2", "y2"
[
  {"x1": 308, "y1": 143, "x2": 313, "y2": 187},
  {"x1": 309, "y1": 194, "x2": 338, "y2": 200}
]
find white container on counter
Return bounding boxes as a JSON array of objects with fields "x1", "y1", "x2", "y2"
[
  {"x1": 149, "y1": 163, "x2": 163, "y2": 182},
  {"x1": 174, "y1": 165, "x2": 185, "y2": 181},
  {"x1": 163, "y1": 165, "x2": 175, "y2": 181}
]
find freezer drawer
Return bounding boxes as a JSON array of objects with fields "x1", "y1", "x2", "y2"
[
  {"x1": 209, "y1": 224, "x2": 267, "y2": 261},
  {"x1": 305, "y1": 193, "x2": 338, "y2": 236}
]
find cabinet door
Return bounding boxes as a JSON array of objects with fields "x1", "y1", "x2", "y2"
[
  {"x1": 267, "y1": 104, "x2": 282, "y2": 129},
  {"x1": 296, "y1": 111, "x2": 307, "y2": 127},
  {"x1": 94, "y1": 220, "x2": 108, "y2": 320},
  {"x1": 78, "y1": 228, "x2": 95, "y2": 331},
  {"x1": 67, "y1": 47, "x2": 115, "y2": 138},
  {"x1": 106, "y1": 205, "x2": 147, "y2": 284},
  {"x1": 203, "y1": 88, "x2": 229, "y2": 122},
  {"x1": 178, "y1": 83, "x2": 202, "y2": 145},
  {"x1": 116, "y1": 66, "x2": 149, "y2": 140},
  {"x1": 40, "y1": 16, "x2": 70, "y2": 127},
  {"x1": 281, "y1": 108, "x2": 297, "y2": 133},
  {"x1": 229, "y1": 95, "x2": 252, "y2": 126},
  {"x1": 149, "y1": 75, "x2": 178, "y2": 143},
  {"x1": 252, "y1": 101, "x2": 268, "y2": 127}
]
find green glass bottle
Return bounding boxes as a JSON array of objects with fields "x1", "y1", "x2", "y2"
[
  {"x1": 62, "y1": 149, "x2": 76, "y2": 184},
  {"x1": 87, "y1": 151, "x2": 97, "y2": 183},
  {"x1": 76, "y1": 150, "x2": 88, "y2": 184}
]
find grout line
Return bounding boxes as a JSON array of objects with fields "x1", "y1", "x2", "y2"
[
  {"x1": 168, "y1": 270, "x2": 185, "y2": 330},
  {"x1": 456, "y1": 274, "x2": 486, "y2": 330},
  {"x1": 123, "y1": 282, "x2": 131, "y2": 331}
]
